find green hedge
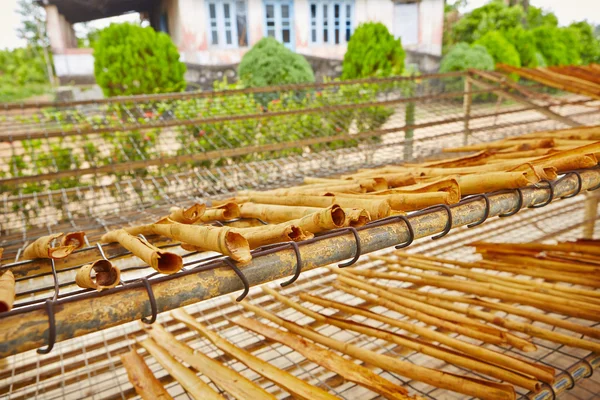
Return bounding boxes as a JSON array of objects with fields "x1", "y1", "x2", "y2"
[{"x1": 474, "y1": 31, "x2": 521, "y2": 70}]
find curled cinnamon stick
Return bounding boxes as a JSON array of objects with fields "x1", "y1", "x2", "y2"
[
  {"x1": 0, "y1": 270, "x2": 15, "y2": 313},
  {"x1": 168, "y1": 204, "x2": 206, "y2": 224},
  {"x1": 200, "y1": 203, "x2": 240, "y2": 222},
  {"x1": 23, "y1": 233, "x2": 79, "y2": 260},
  {"x1": 101, "y1": 229, "x2": 183, "y2": 274},
  {"x1": 75, "y1": 259, "x2": 121, "y2": 291},
  {"x1": 61, "y1": 231, "x2": 86, "y2": 250}
]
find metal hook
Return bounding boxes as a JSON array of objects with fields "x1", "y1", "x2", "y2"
[
  {"x1": 539, "y1": 382, "x2": 557, "y2": 400},
  {"x1": 395, "y1": 215, "x2": 414, "y2": 249},
  {"x1": 280, "y1": 241, "x2": 304, "y2": 287},
  {"x1": 412, "y1": 204, "x2": 452, "y2": 240},
  {"x1": 140, "y1": 277, "x2": 158, "y2": 324},
  {"x1": 37, "y1": 299, "x2": 56, "y2": 354},
  {"x1": 561, "y1": 171, "x2": 583, "y2": 199},
  {"x1": 563, "y1": 369, "x2": 576, "y2": 391},
  {"x1": 338, "y1": 227, "x2": 362, "y2": 268},
  {"x1": 463, "y1": 194, "x2": 491, "y2": 228},
  {"x1": 529, "y1": 180, "x2": 554, "y2": 209},
  {"x1": 222, "y1": 258, "x2": 251, "y2": 301},
  {"x1": 582, "y1": 358, "x2": 594, "y2": 378},
  {"x1": 499, "y1": 188, "x2": 523, "y2": 218}
]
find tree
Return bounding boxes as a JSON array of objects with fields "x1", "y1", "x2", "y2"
[
  {"x1": 532, "y1": 26, "x2": 581, "y2": 66},
  {"x1": 474, "y1": 31, "x2": 521, "y2": 69},
  {"x1": 569, "y1": 21, "x2": 600, "y2": 64},
  {"x1": 15, "y1": 0, "x2": 54, "y2": 84},
  {"x1": 504, "y1": 27, "x2": 540, "y2": 67},
  {"x1": 342, "y1": 22, "x2": 405, "y2": 79},
  {"x1": 93, "y1": 23, "x2": 186, "y2": 96}
]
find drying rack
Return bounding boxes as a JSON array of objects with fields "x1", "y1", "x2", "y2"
[{"x1": 1, "y1": 70, "x2": 600, "y2": 399}]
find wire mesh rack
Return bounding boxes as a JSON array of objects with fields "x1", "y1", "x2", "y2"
[
  {"x1": 1, "y1": 190, "x2": 598, "y2": 400},
  {"x1": 1, "y1": 70, "x2": 600, "y2": 400}
]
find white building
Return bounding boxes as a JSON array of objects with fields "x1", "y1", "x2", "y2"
[{"x1": 43, "y1": 0, "x2": 444, "y2": 84}]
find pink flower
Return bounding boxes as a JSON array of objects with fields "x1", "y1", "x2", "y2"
[{"x1": 144, "y1": 111, "x2": 154, "y2": 118}]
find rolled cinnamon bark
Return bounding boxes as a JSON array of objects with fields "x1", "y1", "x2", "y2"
[
  {"x1": 0, "y1": 270, "x2": 15, "y2": 313},
  {"x1": 168, "y1": 204, "x2": 206, "y2": 224},
  {"x1": 200, "y1": 203, "x2": 240, "y2": 222},
  {"x1": 240, "y1": 203, "x2": 325, "y2": 223},
  {"x1": 252, "y1": 289, "x2": 516, "y2": 400},
  {"x1": 75, "y1": 259, "x2": 121, "y2": 291},
  {"x1": 101, "y1": 229, "x2": 183, "y2": 274},
  {"x1": 232, "y1": 224, "x2": 313, "y2": 249},
  {"x1": 171, "y1": 309, "x2": 339, "y2": 400},
  {"x1": 344, "y1": 208, "x2": 371, "y2": 227},
  {"x1": 121, "y1": 221, "x2": 251, "y2": 264},
  {"x1": 143, "y1": 323, "x2": 276, "y2": 400},
  {"x1": 22, "y1": 233, "x2": 78, "y2": 260},
  {"x1": 120, "y1": 349, "x2": 174, "y2": 400},
  {"x1": 443, "y1": 138, "x2": 556, "y2": 153},
  {"x1": 139, "y1": 338, "x2": 224, "y2": 400},
  {"x1": 332, "y1": 275, "x2": 555, "y2": 383},
  {"x1": 233, "y1": 316, "x2": 414, "y2": 400},
  {"x1": 239, "y1": 193, "x2": 391, "y2": 220},
  {"x1": 61, "y1": 231, "x2": 86, "y2": 249},
  {"x1": 455, "y1": 171, "x2": 538, "y2": 195},
  {"x1": 374, "y1": 178, "x2": 460, "y2": 201}
]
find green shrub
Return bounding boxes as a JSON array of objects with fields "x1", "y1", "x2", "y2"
[
  {"x1": 93, "y1": 23, "x2": 186, "y2": 97},
  {"x1": 342, "y1": 22, "x2": 405, "y2": 79},
  {"x1": 238, "y1": 37, "x2": 315, "y2": 88},
  {"x1": 504, "y1": 27, "x2": 539, "y2": 67},
  {"x1": 569, "y1": 21, "x2": 600, "y2": 64},
  {"x1": 440, "y1": 43, "x2": 495, "y2": 73},
  {"x1": 531, "y1": 26, "x2": 581, "y2": 66},
  {"x1": 474, "y1": 31, "x2": 521, "y2": 70},
  {"x1": 450, "y1": 1, "x2": 524, "y2": 44}
]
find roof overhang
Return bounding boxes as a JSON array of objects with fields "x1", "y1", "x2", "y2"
[{"x1": 39, "y1": 0, "x2": 156, "y2": 23}]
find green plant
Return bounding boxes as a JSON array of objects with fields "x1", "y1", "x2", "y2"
[
  {"x1": 569, "y1": 21, "x2": 600, "y2": 64},
  {"x1": 93, "y1": 23, "x2": 186, "y2": 97},
  {"x1": 238, "y1": 37, "x2": 315, "y2": 88},
  {"x1": 531, "y1": 26, "x2": 581, "y2": 66},
  {"x1": 342, "y1": 22, "x2": 405, "y2": 79},
  {"x1": 450, "y1": 1, "x2": 524, "y2": 44},
  {"x1": 504, "y1": 27, "x2": 539, "y2": 67},
  {"x1": 439, "y1": 43, "x2": 495, "y2": 100},
  {"x1": 474, "y1": 31, "x2": 521, "y2": 70}
]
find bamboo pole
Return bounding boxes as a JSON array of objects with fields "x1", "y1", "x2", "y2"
[
  {"x1": 385, "y1": 288, "x2": 600, "y2": 354},
  {"x1": 120, "y1": 349, "x2": 174, "y2": 400},
  {"x1": 171, "y1": 309, "x2": 338, "y2": 400},
  {"x1": 329, "y1": 276, "x2": 554, "y2": 383},
  {"x1": 401, "y1": 290, "x2": 600, "y2": 340},
  {"x1": 342, "y1": 267, "x2": 600, "y2": 321},
  {"x1": 139, "y1": 338, "x2": 224, "y2": 400},
  {"x1": 0, "y1": 170, "x2": 597, "y2": 358},
  {"x1": 233, "y1": 316, "x2": 413, "y2": 400},
  {"x1": 239, "y1": 295, "x2": 515, "y2": 400},
  {"x1": 142, "y1": 323, "x2": 276, "y2": 400},
  {"x1": 296, "y1": 289, "x2": 540, "y2": 391}
]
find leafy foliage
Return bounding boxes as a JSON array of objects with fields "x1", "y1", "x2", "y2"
[
  {"x1": 342, "y1": 22, "x2": 405, "y2": 79},
  {"x1": 0, "y1": 46, "x2": 51, "y2": 102},
  {"x1": 238, "y1": 37, "x2": 315, "y2": 88},
  {"x1": 569, "y1": 21, "x2": 600, "y2": 64},
  {"x1": 450, "y1": 1, "x2": 525, "y2": 44},
  {"x1": 503, "y1": 27, "x2": 539, "y2": 67},
  {"x1": 474, "y1": 31, "x2": 521, "y2": 69},
  {"x1": 531, "y1": 26, "x2": 581, "y2": 66},
  {"x1": 440, "y1": 43, "x2": 495, "y2": 73},
  {"x1": 93, "y1": 23, "x2": 186, "y2": 97}
]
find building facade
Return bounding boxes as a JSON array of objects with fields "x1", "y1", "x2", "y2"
[{"x1": 44, "y1": 0, "x2": 444, "y2": 84}]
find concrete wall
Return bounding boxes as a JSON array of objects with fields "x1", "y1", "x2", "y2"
[{"x1": 45, "y1": 4, "x2": 77, "y2": 52}]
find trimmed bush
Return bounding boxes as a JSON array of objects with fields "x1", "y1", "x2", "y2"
[
  {"x1": 440, "y1": 43, "x2": 495, "y2": 73},
  {"x1": 238, "y1": 37, "x2": 315, "y2": 87},
  {"x1": 342, "y1": 22, "x2": 405, "y2": 79},
  {"x1": 531, "y1": 26, "x2": 581, "y2": 66},
  {"x1": 93, "y1": 23, "x2": 186, "y2": 97}
]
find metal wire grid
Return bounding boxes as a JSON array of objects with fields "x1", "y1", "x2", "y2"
[
  {"x1": 1, "y1": 191, "x2": 598, "y2": 400},
  {"x1": 1, "y1": 99, "x2": 599, "y2": 245}
]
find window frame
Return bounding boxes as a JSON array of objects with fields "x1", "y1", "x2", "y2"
[
  {"x1": 308, "y1": 0, "x2": 354, "y2": 46},
  {"x1": 206, "y1": 0, "x2": 249, "y2": 49},
  {"x1": 263, "y1": 0, "x2": 295, "y2": 50}
]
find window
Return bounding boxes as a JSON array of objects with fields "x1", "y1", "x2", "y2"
[
  {"x1": 264, "y1": 1, "x2": 295, "y2": 49},
  {"x1": 207, "y1": 1, "x2": 248, "y2": 47},
  {"x1": 309, "y1": 0, "x2": 353, "y2": 45}
]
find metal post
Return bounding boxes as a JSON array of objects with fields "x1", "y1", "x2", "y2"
[
  {"x1": 583, "y1": 192, "x2": 599, "y2": 239},
  {"x1": 463, "y1": 78, "x2": 472, "y2": 146}
]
